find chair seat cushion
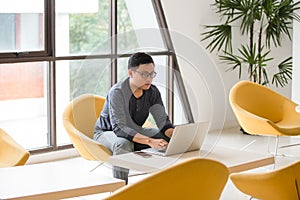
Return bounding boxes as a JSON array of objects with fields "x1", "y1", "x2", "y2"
[{"x1": 274, "y1": 119, "x2": 300, "y2": 135}]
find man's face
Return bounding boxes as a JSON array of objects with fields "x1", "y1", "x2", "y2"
[{"x1": 129, "y1": 63, "x2": 156, "y2": 90}]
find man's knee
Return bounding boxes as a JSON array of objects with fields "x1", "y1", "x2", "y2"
[{"x1": 113, "y1": 138, "x2": 133, "y2": 155}]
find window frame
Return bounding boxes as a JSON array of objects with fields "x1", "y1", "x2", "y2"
[
  {"x1": 0, "y1": 0, "x2": 193, "y2": 154},
  {"x1": 0, "y1": 0, "x2": 54, "y2": 63}
]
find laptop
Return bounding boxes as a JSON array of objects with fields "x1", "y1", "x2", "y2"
[{"x1": 140, "y1": 122, "x2": 208, "y2": 156}]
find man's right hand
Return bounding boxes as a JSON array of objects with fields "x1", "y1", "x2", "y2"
[
  {"x1": 132, "y1": 133, "x2": 168, "y2": 149},
  {"x1": 148, "y1": 138, "x2": 168, "y2": 149}
]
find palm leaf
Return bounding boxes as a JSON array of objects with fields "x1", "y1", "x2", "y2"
[
  {"x1": 215, "y1": 0, "x2": 261, "y2": 34},
  {"x1": 201, "y1": 24, "x2": 232, "y2": 53},
  {"x1": 272, "y1": 56, "x2": 293, "y2": 87},
  {"x1": 219, "y1": 51, "x2": 243, "y2": 78},
  {"x1": 264, "y1": 0, "x2": 300, "y2": 47},
  {"x1": 256, "y1": 47, "x2": 274, "y2": 66},
  {"x1": 237, "y1": 44, "x2": 256, "y2": 64}
]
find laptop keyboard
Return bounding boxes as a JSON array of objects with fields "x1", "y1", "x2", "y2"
[{"x1": 141, "y1": 148, "x2": 166, "y2": 156}]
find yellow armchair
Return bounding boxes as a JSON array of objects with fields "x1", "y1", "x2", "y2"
[
  {"x1": 62, "y1": 94, "x2": 112, "y2": 162},
  {"x1": 229, "y1": 80, "x2": 300, "y2": 155},
  {"x1": 0, "y1": 128, "x2": 30, "y2": 167},
  {"x1": 105, "y1": 158, "x2": 229, "y2": 200},
  {"x1": 230, "y1": 160, "x2": 300, "y2": 200}
]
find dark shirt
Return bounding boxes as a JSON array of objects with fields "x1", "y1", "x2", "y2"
[{"x1": 94, "y1": 78, "x2": 174, "y2": 141}]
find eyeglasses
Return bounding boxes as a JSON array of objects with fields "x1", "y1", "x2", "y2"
[{"x1": 134, "y1": 70, "x2": 157, "y2": 78}]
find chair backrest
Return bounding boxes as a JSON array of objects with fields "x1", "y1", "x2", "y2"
[
  {"x1": 230, "y1": 160, "x2": 300, "y2": 200},
  {"x1": 0, "y1": 128, "x2": 30, "y2": 167},
  {"x1": 62, "y1": 94, "x2": 111, "y2": 161},
  {"x1": 229, "y1": 80, "x2": 298, "y2": 135},
  {"x1": 64, "y1": 94, "x2": 105, "y2": 139},
  {"x1": 230, "y1": 81, "x2": 287, "y2": 123},
  {"x1": 105, "y1": 158, "x2": 229, "y2": 200}
]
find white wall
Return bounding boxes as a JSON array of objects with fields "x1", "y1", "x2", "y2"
[{"x1": 161, "y1": 0, "x2": 293, "y2": 130}]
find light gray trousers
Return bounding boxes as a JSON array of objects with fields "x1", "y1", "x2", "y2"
[{"x1": 94, "y1": 128, "x2": 169, "y2": 184}]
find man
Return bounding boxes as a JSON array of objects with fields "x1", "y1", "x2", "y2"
[{"x1": 94, "y1": 52, "x2": 174, "y2": 183}]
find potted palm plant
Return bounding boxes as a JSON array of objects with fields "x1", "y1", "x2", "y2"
[{"x1": 202, "y1": 0, "x2": 300, "y2": 87}]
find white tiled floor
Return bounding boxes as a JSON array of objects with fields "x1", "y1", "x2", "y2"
[{"x1": 50, "y1": 127, "x2": 300, "y2": 200}]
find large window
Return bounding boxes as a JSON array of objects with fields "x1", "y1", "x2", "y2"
[{"x1": 0, "y1": 0, "x2": 191, "y2": 152}]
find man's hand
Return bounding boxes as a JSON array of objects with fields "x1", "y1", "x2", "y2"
[
  {"x1": 133, "y1": 133, "x2": 168, "y2": 149},
  {"x1": 148, "y1": 138, "x2": 168, "y2": 149}
]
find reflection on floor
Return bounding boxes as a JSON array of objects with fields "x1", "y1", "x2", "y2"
[{"x1": 57, "y1": 126, "x2": 300, "y2": 200}]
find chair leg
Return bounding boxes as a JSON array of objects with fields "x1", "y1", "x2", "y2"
[
  {"x1": 272, "y1": 136, "x2": 279, "y2": 169},
  {"x1": 274, "y1": 136, "x2": 279, "y2": 157},
  {"x1": 267, "y1": 136, "x2": 271, "y2": 154},
  {"x1": 267, "y1": 135, "x2": 298, "y2": 156},
  {"x1": 90, "y1": 162, "x2": 104, "y2": 172},
  {"x1": 266, "y1": 136, "x2": 280, "y2": 169},
  {"x1": 279, "y1": 142, "x2": 300, "y2": 149},
  {"x1": 267, "y1": 136, "x2": 278, "y2": 155}
]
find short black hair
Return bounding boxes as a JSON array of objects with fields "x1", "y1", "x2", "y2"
[{"x1": 128, "y1": 52, "x2": 154, "y2": 69}]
